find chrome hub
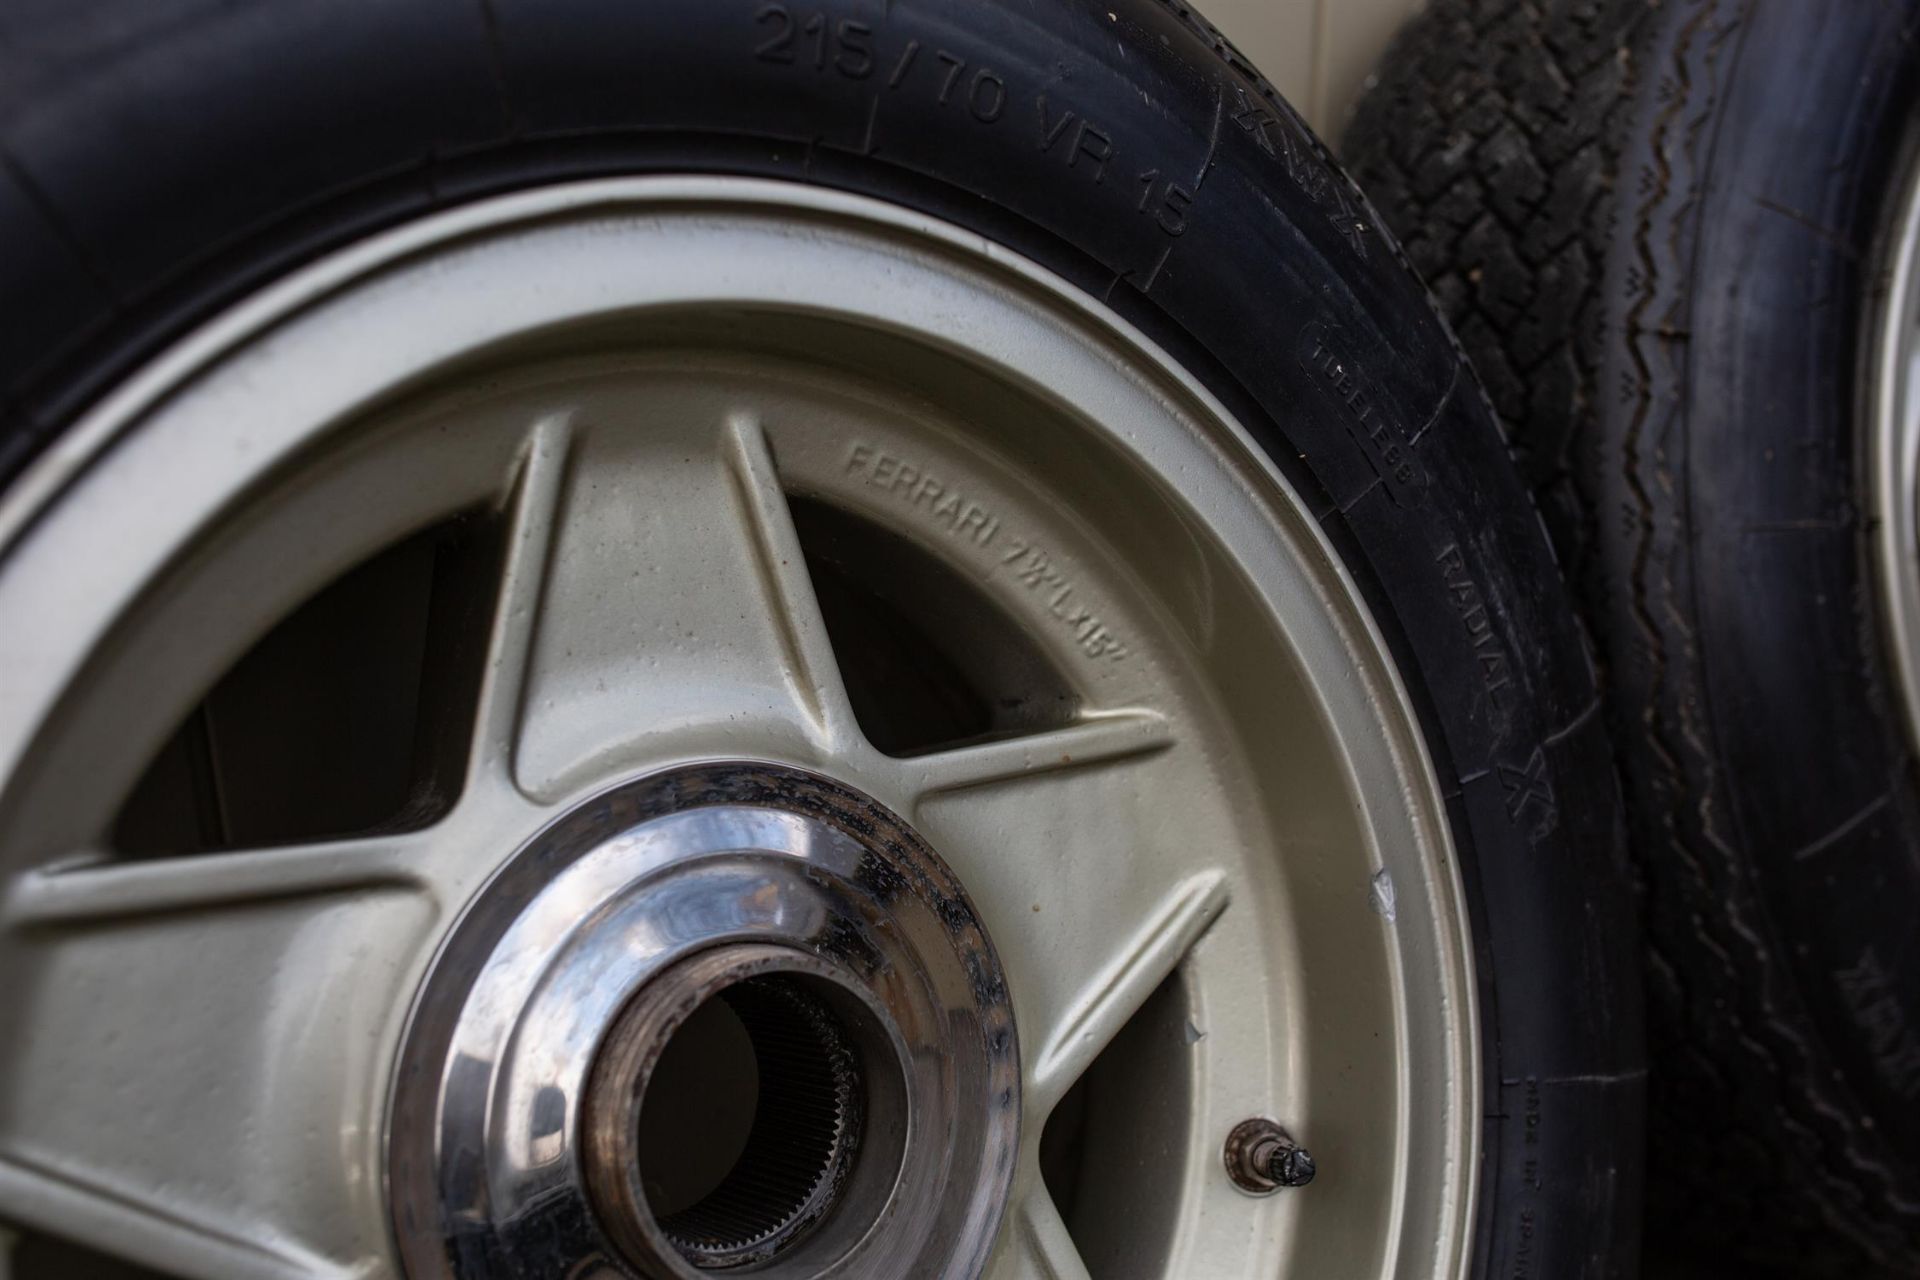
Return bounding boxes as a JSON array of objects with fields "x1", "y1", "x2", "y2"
[{"x1": 387, "y1": 764, "x2": 1018, "y2": 1279}]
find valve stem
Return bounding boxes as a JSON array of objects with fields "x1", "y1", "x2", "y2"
[{"x1": 1224, "y1": 1118, "x2": 1316, "y2": 1194}]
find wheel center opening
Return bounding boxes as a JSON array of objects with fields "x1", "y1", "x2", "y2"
[
  {"x1": 581, "y1": 936, "x2": 935, "y2": 1275},
  {"x1": 634, "y1": 974, "x2": 866, "y2": 1269},
  {"x1": 636, "y1": 995, "x2": 760, "y2": 1219}
]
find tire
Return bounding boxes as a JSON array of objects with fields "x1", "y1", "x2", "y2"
[
  {"x1": 1348, "y1": 0, "x2": 1920, "y2": 1273},
  {"x1": 0, "y1": 2, "x2": 1641, "y2": 1276}
]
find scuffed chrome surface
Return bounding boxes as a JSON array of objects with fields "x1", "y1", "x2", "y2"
[{"x1": 387, "y1": 764, "x2": 1017, "y2": 1279}]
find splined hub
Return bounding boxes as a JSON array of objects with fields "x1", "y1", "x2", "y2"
[
  {"x1": 652, "y1": 976, "x2": 861, "y2": 1263},
  {"x1": 386, "y1": 764, "x2": 1018, "y2": 1280},
  {"x1": 582, "y1": 946, "x2": 884, "y2": 1272}
]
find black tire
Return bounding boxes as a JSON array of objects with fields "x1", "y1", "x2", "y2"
[
  {"x1": 1349, "y1": 0, "x2": 1920, "y2": 1273},
  {"x1": 0, "y1": 2, "x2": 1642, "y2": 1275}
]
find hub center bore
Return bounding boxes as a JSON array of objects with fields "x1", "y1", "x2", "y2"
[
  {"x1": 583, "y1": 944, "x2": 906, "y2": 1272},
  {"x1": 387, "y1": 764, "x2": 1018, "y2": 1280}
]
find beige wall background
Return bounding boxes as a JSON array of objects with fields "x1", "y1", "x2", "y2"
[{"x1": 1197, "y1": 0, "x2": 1425, "y2": 143}]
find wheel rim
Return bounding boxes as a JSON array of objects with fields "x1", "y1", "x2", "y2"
[
  {"x1": 0, "y1": 178, "x2": 1476, "y2": 1280},
  {"x1": 1875, "y1": 143, "x2": 1920, "y2": 754}
]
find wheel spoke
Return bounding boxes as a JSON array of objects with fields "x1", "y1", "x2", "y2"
[
  {"x1": 0, "y1": 1152, "x2": 337, "y2": 1280},
  {"x1": 909, "y1": 718, "x2": 1226, "y2": 1118},
  {"x1": 899, "y1": 711, "x2": 1172, "y2": 806},
  {"x1": 467, "y1": 416, "x2": 573, "y2": 791},
  {"x1": 0, "y1": 884, "x2": 432, "y2": 1276},
  {"x1": 0, "y1": 832, "x2": 430, "y2": 928},
  {"x1": 723, "y1": 414, "x2": 858, "y2": 750},
  {"x1": 986, "y1": 1189, "x2": 1092, "y2": 1280},
  {"x1": 1027, "y1": 870, "x2": 1228, "y2": 1112},
  {"x1": 486, "y1": 405, "x2": 856, "y2": 801}
]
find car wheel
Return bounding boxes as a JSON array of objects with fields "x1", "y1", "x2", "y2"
[{"x1": 0, "y1": 3, "x2": 1640, "y2": 1277}]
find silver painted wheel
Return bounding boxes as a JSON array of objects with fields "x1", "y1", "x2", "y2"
[
  {"x1": 0, "y1": 179, "x2": 1475, "y2": 1280},
  {"x1": 1874, "y1": 143, "x2": 1920, "y2": 754}
]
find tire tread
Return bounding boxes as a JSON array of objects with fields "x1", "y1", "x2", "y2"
[{"x1": 1348, "y1": 0, "x2": 1920, "y2": 1272}]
